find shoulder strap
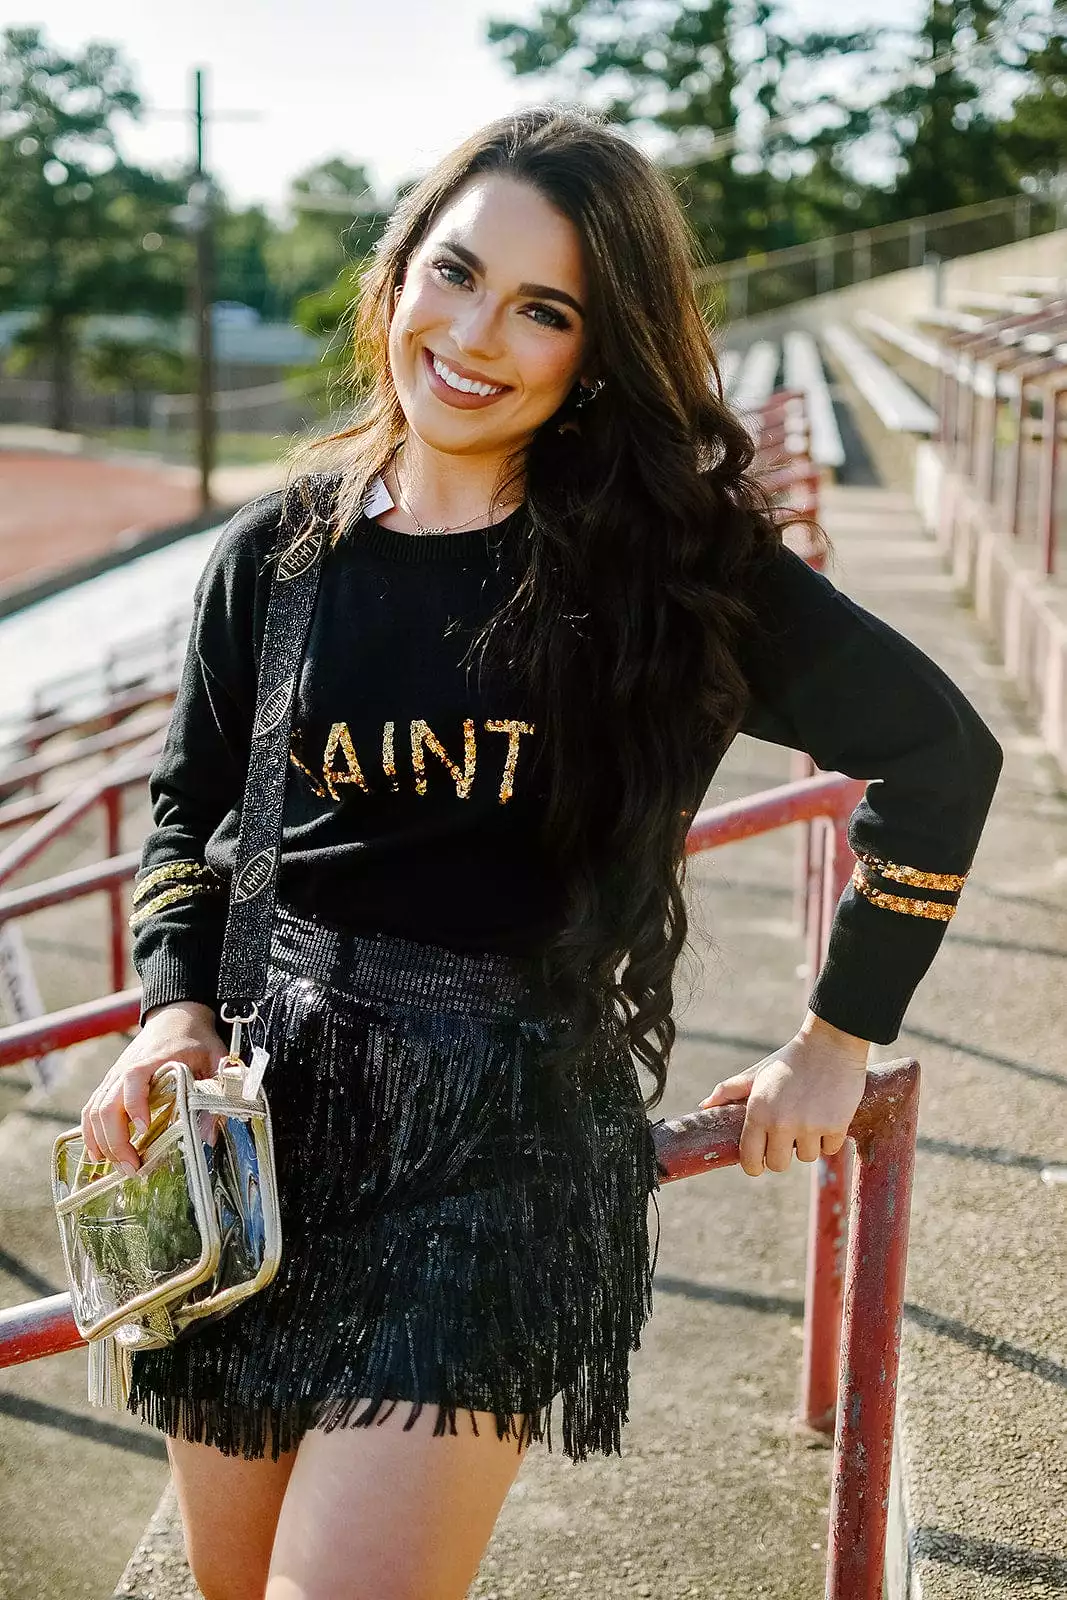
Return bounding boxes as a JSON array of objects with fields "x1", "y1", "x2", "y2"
[{"x1": 216, "y1": 481, "x2": 331, "y2": 1007}]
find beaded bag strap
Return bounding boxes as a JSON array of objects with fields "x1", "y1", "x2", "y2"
[{"x1": 216, "y1": 481, "x2": 331, "y2": 1010}]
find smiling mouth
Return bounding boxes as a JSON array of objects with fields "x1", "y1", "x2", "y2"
[{"x1": 423, "y1": 346, "x2": 512, "y2": 400}]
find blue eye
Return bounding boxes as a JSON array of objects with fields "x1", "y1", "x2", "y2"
[
  {"x1": 434, "y1": 259, "x2": 467, "y2": 287},
  {"x1": 528, "y1": 304, "x2": 570, "y2": 331},
  {"x1": 431, "y1": 257, "x2": 571, "y2": 332}
]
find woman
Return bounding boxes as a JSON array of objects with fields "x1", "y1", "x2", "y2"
[{"x1": 80, "y1": 106, "x2": 1001, "y2": 1600}]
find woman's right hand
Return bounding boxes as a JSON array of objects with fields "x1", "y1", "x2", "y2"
[{"x1": 80, "y1": 1000, "x2": 229, "y2": 1176}]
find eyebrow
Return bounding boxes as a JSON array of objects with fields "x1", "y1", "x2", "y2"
[{"x1": 437, "y1": 239, "x2": 586, "y2": 319}]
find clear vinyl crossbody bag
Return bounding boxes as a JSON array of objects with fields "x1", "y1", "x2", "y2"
[{"x1": 50, "y1": 483, "x2": 331, "y2": 1411}]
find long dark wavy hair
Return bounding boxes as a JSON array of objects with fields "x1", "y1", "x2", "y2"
[{"x1": 277, "y1": 105, "x2": 810, "y2": 1113}]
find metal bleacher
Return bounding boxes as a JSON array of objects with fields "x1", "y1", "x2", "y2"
[
  {"x1": 821, "y1": 323, "x2": 939, "y2": 437},
  {"x1": 732, "y1": 340, "x2": 780, "y2": 413},
  {"x1": 783, "y1": 331, "x2": 846, "y2": 473}
]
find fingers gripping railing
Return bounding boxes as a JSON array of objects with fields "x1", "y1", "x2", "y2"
[
  {"x1": 688, "y1": 771, "x2": 871, "y2": 1439},
  {"x1": 654, "y1": 1059, "x2": 920, "y2": 1600}
]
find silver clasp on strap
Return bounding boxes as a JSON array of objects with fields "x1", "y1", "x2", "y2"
[{"x1": 220, "y1": 1000, "x2": 260, "y2": 1067}]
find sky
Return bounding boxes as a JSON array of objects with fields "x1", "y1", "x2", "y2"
[{"x1": 7, "y1": 0, "x2": 927, "y2": 212}]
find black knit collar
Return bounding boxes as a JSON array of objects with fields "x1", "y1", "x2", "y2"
[{"x1": 351, "y1": 503, "x2": 526, "y2": 565}]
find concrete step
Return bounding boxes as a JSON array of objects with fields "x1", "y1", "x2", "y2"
[{"x1": 819, "y1": 486, "x2": 1067, "y2": 1599}]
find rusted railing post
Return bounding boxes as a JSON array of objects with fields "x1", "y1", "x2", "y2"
[
  {"x1": 1037, "y1": 379, "x2": 1066, "y2": 577},
  {"x1": 800, "y1": 806, "x2": 856, "y2": 1431},
  {"x1": 651, "y1": 1058, "x2": 919, "y2": 1600},
  {"x1": 826, "y1": 1059, "x2": 921, "y2": 1598},
  {"x1": 790, "y1": 759, "x2": 819, "y2": 940}
]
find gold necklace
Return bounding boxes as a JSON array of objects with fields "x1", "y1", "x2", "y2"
[{"x1": 390, "y1": 457, "x2": 519, "y2": 536}]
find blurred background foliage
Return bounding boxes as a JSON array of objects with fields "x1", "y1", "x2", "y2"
[{"x1": 1, "y1": 3, "x2": 1064, "y2": 440}]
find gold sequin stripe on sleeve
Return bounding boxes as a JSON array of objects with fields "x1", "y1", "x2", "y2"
[
  {"x1": 128, "y1": 879, "x2": 226, "y2": 931},
  {"x1": 131, "y1": 860, "x2": 222, "y2": 906},
  {"x1": 855, "y1": 852, "x2": 968, "y2": 893},
  {"x1": 850, "y1": 862, "x2": 956, "y2": 921}
]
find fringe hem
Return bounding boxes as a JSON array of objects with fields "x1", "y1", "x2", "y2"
[
  {"x1": 126, "y1": 1384, "x2": 548, "y2": 1461},
  {"x1": 122, "y1": 937, "x2": 663, "y2": 1466}
]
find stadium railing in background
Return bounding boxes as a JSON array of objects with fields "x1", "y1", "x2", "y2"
[
  {"x1": 911, "y1": 293, "x2": 1067, "y2": 772},
  {"x1": 701, "y1": 194, "x2": 1062, "y2": 321}
]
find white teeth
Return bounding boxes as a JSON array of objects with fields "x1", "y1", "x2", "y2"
[{"x1": 431, "y1": 354, "x2": 503, "y2": 397}]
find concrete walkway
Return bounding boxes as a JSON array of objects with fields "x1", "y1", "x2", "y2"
[
  {"x1": 0, "y1": 484, "x2": 1063, "y2": 1598},
  {"x1": 824, "y1": 487, "x2": 1067, "y2": 1599}
]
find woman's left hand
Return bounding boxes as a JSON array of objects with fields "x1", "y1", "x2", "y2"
[{"x1": 698, "y1": 1011, "x2": 871, "y2": 1178}]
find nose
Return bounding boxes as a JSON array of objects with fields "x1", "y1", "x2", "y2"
[{"x1": 451, "y1": 292, "x2": 505, "y2": 360}]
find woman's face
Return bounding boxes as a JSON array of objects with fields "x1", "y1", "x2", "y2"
[{"x1": 388, "y1": 172, "x2": 591, "y2": 458}]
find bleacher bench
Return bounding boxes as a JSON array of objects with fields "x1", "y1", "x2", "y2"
[{"x1": 821, "y1": 324, "x2": 938, "y2": 435}]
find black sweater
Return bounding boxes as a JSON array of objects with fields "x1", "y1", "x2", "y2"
[{"x1": 130, "y1": 484, "x2": 1003, "y2": 1045}]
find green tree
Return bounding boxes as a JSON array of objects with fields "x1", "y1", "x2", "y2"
[
  {"x1": 880, "y1": 2, "x2": 1010, "y2": 219},
  {"x1": 486, "y1": 0, "x2": 795, "y2": 261},
  {"x1": 486, "y1": 0, "x2": 1047, "y2": 263},
  {"x1": 80, "y1": 335, "x2": 192, "y2": 428},
  {"x1": 762, "y1": 3, "x2": 1024, "y2": 229},
  {"x1": 215, "y1": 204, "x2": 276, "y2": 318},
  {"x1": 266, "y1": 158, "x2": 390, "y2": 312},
  {"x1": 290, "y1": 261, "x2": 370, "y2": 414},
  {"x1": 0, "y1": 26, "x2": 187, "y2": 430},
  {"x1": 1000, "y1": 0, "x2": 1067, "y2": 206}
]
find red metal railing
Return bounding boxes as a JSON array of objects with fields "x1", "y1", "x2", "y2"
[
  {"x1": 655, "y1": 1058, "x2": 919, "y2": 1600},
  {"x1": 0, "y1": 393, "x2": 917, "y2": 1594},
  {"x1": 0, "y1": 731, "x2": 164, "y2": 994},
  {"x1": 0, "y1": 767, "x2": 911, "y2": 1600},
  {"x1": 688, "y1": 769, "x2": 867, "y2": 1437},
  {"x1": 935, "y1": 299, "x2": 1067, "y2": 574}
]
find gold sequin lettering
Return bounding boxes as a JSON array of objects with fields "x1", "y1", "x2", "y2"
[
  {"x1": 322, "y1": 722, "x2": 370, "y2": 802},
  {"x1": 289, "y1": 726, "x2": 329, "y2": 798},
  {"x1": 411, "y1": 718, "x2": 477, "y2": 799},
  {"x1": 484, "y1": 719, "x2": 535, "y2": 804},
  {"x1": 382, "y1": 720, "x2": 399, "y2": 792}
]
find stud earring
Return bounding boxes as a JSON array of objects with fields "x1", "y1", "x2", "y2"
[{"x1": 574, "y1": 377, "x2": 605, "y2": 410}]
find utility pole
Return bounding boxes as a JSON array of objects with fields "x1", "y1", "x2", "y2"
[
  {"x1": 154, "y1": 77, "x2": 258, "y2": 511},
  {"x1": 190, "y1": 67, "x2": 215, "y2": 514}
]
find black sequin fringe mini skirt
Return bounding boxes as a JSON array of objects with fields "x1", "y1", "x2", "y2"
[{"x1": 125, "y1": 902, "x2": 662, "y2": 1463}]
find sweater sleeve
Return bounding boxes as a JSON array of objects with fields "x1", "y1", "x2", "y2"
[
  {"x1": 129, "y1": 493, "x2": 281, "y2": 1027},
  {"x1": 735, "y1": 543, "x2": 1003, "y2": 1043}
]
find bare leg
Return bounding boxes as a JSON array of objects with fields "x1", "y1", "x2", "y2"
[
  {"x1": 265, "y1": 1401, "x2": 533, "y2": 1600},
  {"x1": 166, "y1": 1433, "x2": 300, "y2": 1600}
]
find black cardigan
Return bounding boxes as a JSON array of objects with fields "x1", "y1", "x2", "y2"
[{"x1": 129, "y1": 485, "x2": 1002, "y2": 1044}]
